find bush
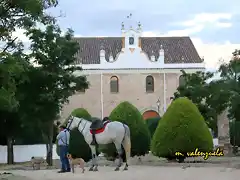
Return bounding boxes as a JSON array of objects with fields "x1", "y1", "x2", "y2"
[
  {"x1": 68, "y1": 127, "x2": 92, "y2": 161},
  {"x1": 62, "y1": 108, "x2": 91, "y2": 126},
  {"x1": 146, "y1": 117, "x2": 160, "y2": 138},
  {"x1": 230, "y1": 121, "x2": 240, "y2": 146},
  {"x1": 101, "y1": 101, "x2": 151, "y2": 158},
  {"x1": 71, "y1": 108, "x2": 91, "y2": 120},
  {"x1": 56, "y1": 108, "x2": 92, "y2": 161},
  {"x1": 151, "y1": 97, "x2": 213, "y2": 158}
]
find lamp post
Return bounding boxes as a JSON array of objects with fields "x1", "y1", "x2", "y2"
[{"x1": 156, "y1": 99, "x2": 160, "y2": 114}]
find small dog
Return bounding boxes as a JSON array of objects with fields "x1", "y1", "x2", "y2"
[
  {"x1": 31, "y1": 156, "x2": 46, "y2": 170},
  {"x1": 67, "y1": 154, "x2": 85, "y2": 173}
]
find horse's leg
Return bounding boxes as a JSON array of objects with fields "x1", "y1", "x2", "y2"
[
  {"x1": 113, "y1": 142, "x2": 123, "y2": 171},
  {"x1": 122, "y1": 125, "x2": 131, "y2": 171},
  {"x1": 122, "y1": 142, "x2": 129, "y2": 171},
  {"x1": 89, "y1": 145, "x2": 98, "y2": 171},
  {"x1": 89, "y1": 145, "x2": 95, "y2": 171}
]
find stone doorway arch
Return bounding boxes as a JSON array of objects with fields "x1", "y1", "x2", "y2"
[{"x1": 142, "y1": 110, "x2": 160, "y2": 120}]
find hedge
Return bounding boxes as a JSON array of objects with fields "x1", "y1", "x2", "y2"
[
  {"x1": 151, "y1": 97, "x2": 213, "y2": 159},
  {"x1": 100, "y1": 101, "x2": 151, "y2": 158}
]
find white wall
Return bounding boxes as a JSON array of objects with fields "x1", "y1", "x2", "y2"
[
  {"x1": 0, "y1": 144, "x2": 59, "y2": 163},
  {"x1": 0, "y1": 140, "x2": 218, "y2": 163},
  {"x1": 213, "y1": 138, "x2": 219, "y2": 148}
]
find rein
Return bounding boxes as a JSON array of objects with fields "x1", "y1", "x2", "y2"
[{"x1": 67, "y1": 116, "x2": 88, "y2": 134}]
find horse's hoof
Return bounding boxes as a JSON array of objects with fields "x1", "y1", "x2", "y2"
[
  {"x1": 114, "y1": 167, "x2": 120, "y2": 171},
  {"x1": 89, "y1": 167, "x2": 94, "y2": 171}
]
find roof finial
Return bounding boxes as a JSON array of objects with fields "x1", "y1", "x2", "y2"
[
  {"x1": 137, "y1": 21, "x2": 141, "y2": 29},
  {"x1": 127, "y1": 13, "x2": 133, "y2": 29},
  {"x1": 121, "y1": 22, "x2": 125, "y2": 30}
]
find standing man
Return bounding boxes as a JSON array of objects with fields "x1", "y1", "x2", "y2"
[{"x1": 56, "y1": 125, "x2": 70, "y2": 173}]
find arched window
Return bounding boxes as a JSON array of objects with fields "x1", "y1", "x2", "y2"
[
  {"x1": 146, "y1": 75, "x2": 154, "y2": 92},
  {"x1": 110, "y1": 76, "x2": 119, "y2": 93},
  {"x1": 179, "y1": 75, "x2": 186, "y2": 86}
]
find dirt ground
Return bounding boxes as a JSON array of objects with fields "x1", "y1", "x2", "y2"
[{"x1": 1, "y1": 165, "x2": 240, "y2": 180}]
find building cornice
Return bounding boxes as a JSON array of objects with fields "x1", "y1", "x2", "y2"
[{"x1": 73, "y1": 68, "x2": 205, "y2": 75}]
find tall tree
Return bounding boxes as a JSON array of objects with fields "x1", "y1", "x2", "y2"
[
  {"x1": 171, "y1": 70, "x2": 229, "y2": 136},
  {"x1": 0, "y1": 0, "x2": 58, "y2": 52},
  {"x1": 0, "y1": 0, "x2": 58, "y2": 164},
  {"x1": 24, "y1": 25, "x2": 89, "y2": 165},
  {"x1": 172, "y1": 50, "x2": 240, "y2": 137},
  {"x1": 218, "y1": 49, "x2": 240, "y2": 122},
  {"x1": 0, "y1": 47, "x2": 30, "y2": 164}
]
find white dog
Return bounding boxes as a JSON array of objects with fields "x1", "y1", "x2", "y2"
[{"x1": 31, "y1": 156, "x2": 46, "y2": 170}]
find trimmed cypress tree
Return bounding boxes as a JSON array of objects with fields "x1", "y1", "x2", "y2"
[
  {"x1": 151, "y1": 97, "x2": 213, "y2": 160},
  {"x1": 101, "y1": 101, "x2": 151, "y2": 158}
]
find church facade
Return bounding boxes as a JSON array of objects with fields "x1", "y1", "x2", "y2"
[{"x1": 60, "y1": 22, "x2": 205, "y2": 121}]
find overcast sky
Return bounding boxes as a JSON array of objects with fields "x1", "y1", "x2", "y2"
[{"x1": 15, "y1": 0, "x2": 240, "y2": 70}]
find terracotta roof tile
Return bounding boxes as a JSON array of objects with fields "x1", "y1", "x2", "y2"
[{"x1": 73, "y1": 37, "x2": 202, "y2": 64}]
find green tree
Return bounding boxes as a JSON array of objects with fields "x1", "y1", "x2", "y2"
[
  {"x1": 151, "y1": 97, "x2": 213, "y2": 162},
  {"x1": 101, "y1": 101, "x2": 151, "y2": 158},
  {"x1": 70, "y1": 108, "x2": 91, "y2": 122},
  {"x1": 218, "y1": 50, "x2": 240, "y2": 122},
  {"x1": 0, "y1": 0, "x2": 58, "y2": 53},
  {"x1": 172, "y1": 70, "x2": 229, "y2": 136},
  {"x1": 21, "y1": 25, "x2": 89, "y2": 165},
  {"x1": 0, "y1": 0, "x2": 59, "y2": 165},
  {"x1": 0, "y1": 49, "x2": 30, "y2": 164}
]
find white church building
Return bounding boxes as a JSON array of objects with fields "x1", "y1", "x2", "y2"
[{"x1": 61, "y1": 21, "x2": 205, "y2": 121}]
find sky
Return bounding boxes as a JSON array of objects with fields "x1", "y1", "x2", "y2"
[{"x1": 14, "y1": 0, "x2": 240, "y2": 71}]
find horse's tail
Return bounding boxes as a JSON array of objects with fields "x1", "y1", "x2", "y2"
[{"x1": 122, "y1": 124, "x2": 131, "y2": 164}]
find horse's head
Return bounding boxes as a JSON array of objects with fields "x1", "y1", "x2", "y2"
[{"x1": 66, "y1": 115, "x2": 77, "y2": 130}]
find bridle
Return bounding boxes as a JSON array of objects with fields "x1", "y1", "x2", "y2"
[{"x1": 67, "y1": 115, "x2": 88, "y2": 134}]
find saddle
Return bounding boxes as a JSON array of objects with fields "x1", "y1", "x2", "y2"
[
  {"x1": 89, "y1": 117, "x2": 110, "y2": 145},
  {"x1": 90, "y1": 118, "x2": 104, "y2": 131}
]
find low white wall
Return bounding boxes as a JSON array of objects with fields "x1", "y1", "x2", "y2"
[
  {"x1": 213, "y1": 138, "x2": 218, "y2": 148},
  {"x1": 0, "y1": 139, "x2": 219, "y2": 163},
  {"x1": 0, "y1": 144, "x2": 59, "y2": 163}
]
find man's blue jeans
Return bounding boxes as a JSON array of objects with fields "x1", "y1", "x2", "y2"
[{"x1": 59, "y1": 145, "x2": 70, "y2": 171}]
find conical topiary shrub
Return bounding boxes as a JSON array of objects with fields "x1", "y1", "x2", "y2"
[
  {"x1": 63, "y1": 108, "x2": 91, "y2": 125},
  {"x1": 56, "y1": 108, "x2": 92, "y2": 162},
  {"x1": 100, "y1": 101, "x2": 151, "y2": 158},
  {"x1": 151, "y1": 97, "x2": 213, "y2": 161}
]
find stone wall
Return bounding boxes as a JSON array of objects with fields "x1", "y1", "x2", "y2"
[
  {"x1": 217, "y1": 109, "x2": 232, "y2": 155},
  {"x1": 61, "y1": 72, "x2": 180, "y2": 121}
]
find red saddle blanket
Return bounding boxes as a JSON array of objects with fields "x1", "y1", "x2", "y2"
[{"x1": 90, "y1": 121, "x2": 110, "y2": 134}]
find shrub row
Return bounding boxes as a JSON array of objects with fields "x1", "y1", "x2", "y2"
[
  {"x1": 57, "y1": 97, "x2": 214, "y2": 163},
  {"x1": 56, "y1": 102, "x2": 152, "y2": 161}
]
